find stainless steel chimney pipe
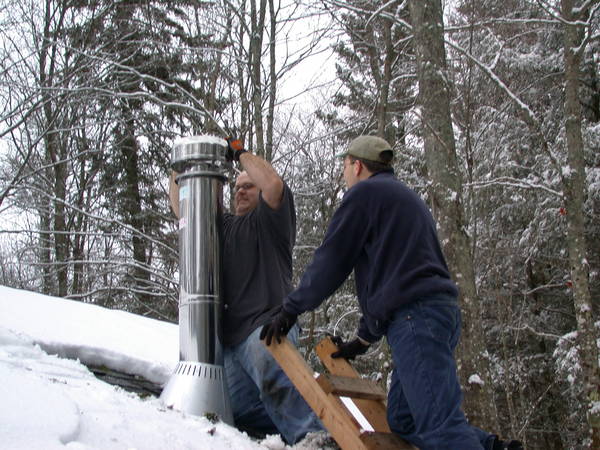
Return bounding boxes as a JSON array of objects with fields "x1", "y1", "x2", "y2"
[{"x1": 160, "y1": 135, "x2": 233, "y2": 424}]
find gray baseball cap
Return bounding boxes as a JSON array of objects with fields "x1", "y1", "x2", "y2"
[{"x1": 336, "y1": 135, "x2": 394, "y2": 164}]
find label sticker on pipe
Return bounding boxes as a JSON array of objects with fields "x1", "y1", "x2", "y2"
[
  {"x1": 179, "y1": 185, "x2": 189, "y2": 200},
  {"x1": 179, "y1": 217, "x2": 186, "y2": 230}
]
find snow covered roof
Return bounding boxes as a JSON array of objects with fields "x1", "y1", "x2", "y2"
[{"x1": 0, "y1": 286, "x2": 329, "y2": 449}]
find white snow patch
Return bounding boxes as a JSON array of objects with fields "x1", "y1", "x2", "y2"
[
  {"x1": 0, "y1": 286, "x2": 178, "y2": 385},
  {"x1": 468, "y1": 374, "x2": 484, "y2": 386},
  {"x1": 0, "y1": 326, "x2": 269, "y2": 450}
]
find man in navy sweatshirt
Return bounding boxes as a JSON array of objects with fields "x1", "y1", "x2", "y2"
[{"x1": 261, "y1": 136, "x2": 522, "y2": 450}]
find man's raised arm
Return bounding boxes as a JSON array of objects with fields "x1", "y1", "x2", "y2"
[{"x1": 237, "y1": 152, "x2": 284, "y2": 209}]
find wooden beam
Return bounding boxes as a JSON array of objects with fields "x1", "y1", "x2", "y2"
[
  {"x1": 317, "y1": 337, "x2": 418, "y2": 449},
  {"x1": 266, "y1": 336, "x2": 418, "y2": 449},
  {"x1": 316, "y1": 337, "x2": 392, "y2": 433},
  {"x1": 316, "y1": 373, "x2": 387, "y2": 401},
  {"x1": 265, "y1": 337, "x2": 372, "y2": 450}
]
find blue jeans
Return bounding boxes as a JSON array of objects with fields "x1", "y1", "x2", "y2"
[
  {"x1": 385, "y1": 294, "x2": 495, "y2": 450},
  {"x1": 223, "y1": 324, "x2": 323, "y2": 444}
]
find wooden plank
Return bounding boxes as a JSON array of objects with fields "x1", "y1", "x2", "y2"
[
  {"x1": 316, "y1": 337, "x2": 392, "y2": 433},
  {"x1": 265, "y1": 337, "x2": 370, "y2": 450},
  {"x1": 360, "y1": 431, "x2": 418, "y2": 450},
  {"x1": 316, "y1": 373, "x2": 387, "y2": 401}
]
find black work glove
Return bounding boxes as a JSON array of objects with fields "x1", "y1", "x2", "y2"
[
  {"x1": 225, "y1": 137, "x2": 248, "y2": 162},
  {"x1": 330, "y1": 336, "x2": 370, "y2": 360},
  {"x1": 260, "y1": 308, "x2": 297, "y2": 346}
]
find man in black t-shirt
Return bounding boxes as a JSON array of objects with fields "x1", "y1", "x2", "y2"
[{"x1": 169, "y1": 145, "x2": 321, "y2": 445}]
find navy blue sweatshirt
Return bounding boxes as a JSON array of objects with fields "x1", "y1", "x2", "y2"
[{"x1": 284, "y1": 171, "x2": 458, "y2": 342}]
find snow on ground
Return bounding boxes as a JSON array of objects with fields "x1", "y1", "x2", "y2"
[{"x1": 0, "y1": 285, "x2": 331, "y2": 450}]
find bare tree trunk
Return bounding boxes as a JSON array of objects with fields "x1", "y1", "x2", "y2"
[
  {"x1": 356, "y1": 2, "x2": 398, "y2": 140},
  {"x1": 376, "y1": 13, "x2": 395, "y2": 139},
  {"x1": 561, "y1": 1, "x2": 600, "y2": 446},
  {"x1": 408, "y1": 0, "x2": 498, "y2": 431},
  {"x1": 40, "y1": 0, "x2": 70, "y2": 297},
  {"x1": 265, "y1": 0, "x2": 276, "y2": 162},
  {"x1": 39, "y1": 205, "x2": 54, "y2": 295},
  {"x1": 231, "y1": 2, "x2": 250, "y2": 142},
  {"x1": 249, "y1": 0, "x2": 267, "y2": 157},
  {"x1": 50, "y1": 135, "x2": 69, "y2": 297}
]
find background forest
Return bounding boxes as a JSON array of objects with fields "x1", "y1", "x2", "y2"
[{"x1": 0, "y1": 0, "x2": 598, "y2": 449}]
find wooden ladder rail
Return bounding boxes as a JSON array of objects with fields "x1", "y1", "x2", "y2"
[{"x1": 266, "y1": 336, "x2": 417, "y2": 450}]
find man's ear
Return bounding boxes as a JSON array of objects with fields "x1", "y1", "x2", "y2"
[{"x1": 354, "y1": 160, "x2": 363, "y2": 177}]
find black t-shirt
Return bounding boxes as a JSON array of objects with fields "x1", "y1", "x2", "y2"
[{"x1": 222, "y1": 184, "x2": 296, "y2": 347}]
